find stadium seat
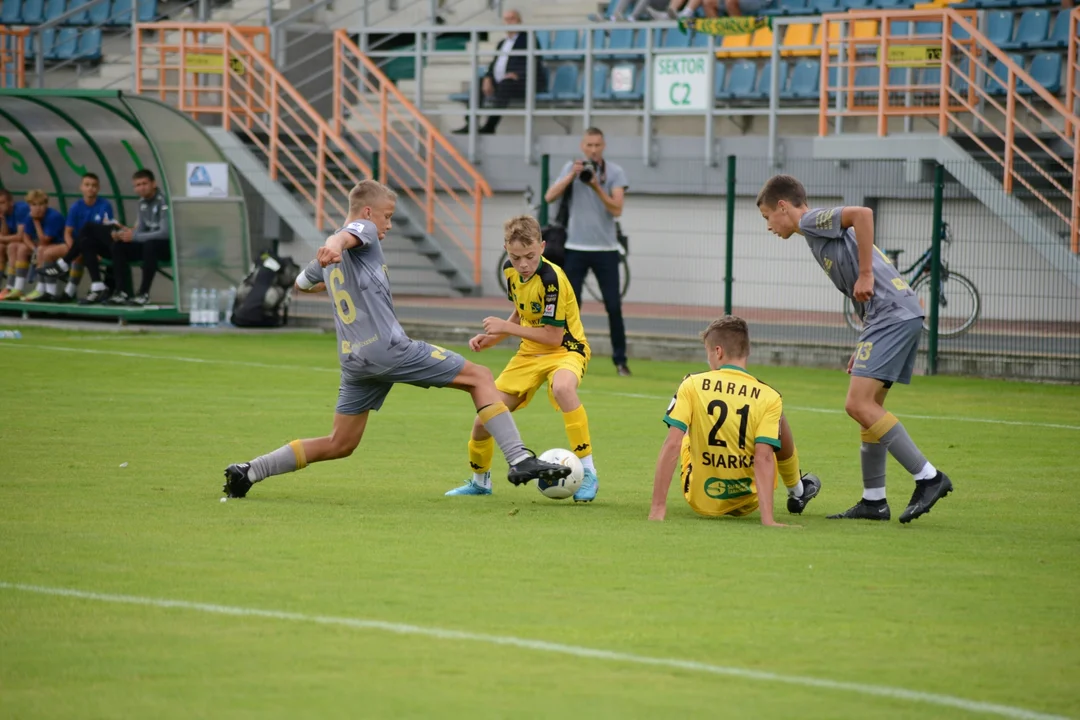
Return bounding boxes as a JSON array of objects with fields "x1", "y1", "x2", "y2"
[
  {"x1": 611, "y1": 65, "x2": 644, "y2": 100},
  {"x1": 984, "y1": 10, "x2": 1015, "y2": 46},
  {"x1": 1021, "y1": 52, "x2": 1061, "y2": 93},
  {"x1": 21, "y1": 0, "x2": 44, "y2": 23},
  {"x1": 77, "y1": 26, "x2": 101, "y2": 59},
  {"x1": 109, "y1": 0, "x2": 130, "y2": 23},
  {"x1": 780, "y1": 23, "x2": 816, "y2": 56},
  {"x1": 136, "y1": 0, "x2": 154, "y2": 21},
  {"x1": 43, "y1": 0, "x2": 63, "y2": 21},
  {"x1": 713, "y1": 60, "x2": 727, "y2": 98},
  {"x1": 876, "y1": 0, "x2": 909, "y2": 8},
  {"x1": 853, "y1": 65, "x2": 880, "y2": 102},
  {"x1": 821, "y1": 19, "x2": 878, "y2": 54},
  {"x1": 751, "y1": 59, "x2": 789, "y2": 99},
  {"x1": 783, "y1": 58, "x2": 820, "y2": 98},
  {"x1": 775, "y1": 0, "x2": 809, "y2": 14},
  {"x1": 914, "y1": 21, "x2": 943, "y2": 35},
  {"x1": 50, "y1": 26, "x2": 77, "y2": 59},
  {"x1": 599, "y1": 28, "x2": 638, "y2": 59},
  {"x1": 68, "y1": 0, "x2": 93, "y2": 23},
  {"x1": 691, "y1": 30, "x2": 711, "y2": 48},
  {"x1": 85, "y1": 0, "x2": 108, "y2": 23},
  {"x1": 842, "y1": 0, "x2": 873, "y2": 9},
  {"x1": 591, "y1": 64, "x2": 611, "y2": 100},
  {"x1": 1031, "y1": 11, "x2": 1069, "y2": 49},
  {"x1": 718, "y1": 60, "x2": 757, "y2": 99},
  {"x1": 720, "y1": 26, "x2": 773, "y2": 58},
  {"x1": 2, "y1": 0, "x2": 22, "y2": 23},
  {"x1": 889, "y1": 20, "x2": 911, "y2": 36},
  {"x1": 1001, "y1": 9, "x2": 1051, "y2": 49},
  {"x1": 540, "y1": 64, "x2": 581, "y2": 101},
  {"x1": 810, "y1": 0, "x2": 841, "y2": 12},
  {"x1": 548, "y1": 29, "x2": 580, "y2": 60},
  {"x1": 984, "y1": 54, "x2": 1023, "y2": 94},
  {"x1": 662, "y1": 28, "x2": 692, "y2": 49}
]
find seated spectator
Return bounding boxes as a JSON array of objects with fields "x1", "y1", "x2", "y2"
[
  {"x1": 40, "y1": 172, "x2": 115, "y2": 303},
  {"x1": 609, "y1": 0, "x2": 671, "y2": 20},
  {"x1": 648, "y1": 0, "x2": 721, "y2": 19},
  {"x1": 0, "y1": 189, "x2": 28, "y2": 297},
  {"x1": 452, "y1": 9, "x2": 536, "y2": 135},
  {"x1": 722, "y1": 0, "x2": 775, "y2": 15},
  {"x1": 16, "y1": 190, "x2": 66, "y2": 302}
]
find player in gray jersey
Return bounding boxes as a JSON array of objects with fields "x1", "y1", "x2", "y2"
[
  {"x1": 223, "y1": 180, "x2": 570, "y2": 498},
  {"x1": 756, "y1": 174, "x2": 952, "y2": 524}
]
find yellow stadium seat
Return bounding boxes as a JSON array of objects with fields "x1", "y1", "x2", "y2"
[
  {"x1": 718, "y1": 26, "x2": 775, "y2": 58},
  {"x1": 819, "y1": 19, "x2": 879, "y2": 54},
  {"x1": 780, "y1": 23, "x2": 817, "y2": 57}
]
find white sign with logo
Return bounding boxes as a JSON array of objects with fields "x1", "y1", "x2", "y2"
[
  {"x1": 185, "y1": 162, "x2": 230, "y2": 197},
  {"x1": 611, "y1": 64, "x2": 635, "y2": 94},
  {"x1": 652, "y1": 53, "x2": 711, "y2": 113}
]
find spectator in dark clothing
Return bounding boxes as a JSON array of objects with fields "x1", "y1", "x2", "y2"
[{"x1": 453, "y1": 9, "x2": 532, "y2": 135}]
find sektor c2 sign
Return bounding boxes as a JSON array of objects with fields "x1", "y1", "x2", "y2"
[{"x1": 652, "y1": 54, "x2": 711, "y2": 113}]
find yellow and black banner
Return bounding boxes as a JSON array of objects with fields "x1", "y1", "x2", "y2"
[
  {"x1": 885, "y1": 45, "x2": 943, "y2": 67},
  {"x1": 678, "y1": 16, "x2": 771, "y2": 37}
]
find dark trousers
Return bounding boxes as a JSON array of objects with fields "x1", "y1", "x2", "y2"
[
  {"x1": 563, "y1": 248, "x2": 627, "y2": 367},
  {"x1": 112, "y1": 239, "x2": 171, "y2": 295},
  {"x1": 64, "y1": 222, "x2": 114, "y2": 284},
  {"x1": 477, "y1": 78, "x2": 525, "y2": 133}
]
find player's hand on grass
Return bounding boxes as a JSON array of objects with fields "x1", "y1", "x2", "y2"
[
  {"x1": 317, "y1": 246, "x2": 341, "y2": 267},
  {"x1": 854, "y1": 273, "x2": 875, "y2": 303},
  {"x1": 648, "y1": 506, "x2": 665, "y2": 521},
  {"x1": 761, "y1": 519, "x2": 800, "y2": 528},
  {"x1": 482, "y1": 316, "x2": 509, "y2": 335}
]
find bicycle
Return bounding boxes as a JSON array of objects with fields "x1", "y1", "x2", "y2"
[
  {"x1": 842, "y1": 222, "x2": 981, "y2": 338},
  {"x1": 493, "y1": 187, "x2": 631, "y2": 303}
]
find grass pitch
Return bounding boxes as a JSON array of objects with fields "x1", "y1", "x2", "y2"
[{"x1": 1, "y1": 327, "x2": 1078, "y2": 719}]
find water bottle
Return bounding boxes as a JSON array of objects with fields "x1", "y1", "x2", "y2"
[
  {"x1": 208, "y1": 288, "x2": 219, "y2": 328},
  {"x1": 189, "y1": 288, "x2": 200, "y2": 327},
  {"x1": 0, "y1": 330, "x2": 21, "y2": 339},
  {"x1": 224, "y1": 286, "x2": 236, "y2": 326},
  {"x1": 198, "y1": 288, "x2": 210, "y2": 327}
]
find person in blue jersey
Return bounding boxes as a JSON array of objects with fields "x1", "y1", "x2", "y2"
[
  {"x1": 0, "y1": 189, "x2": 29, "y2": 298},
  {"x1": 39, "y1": 173, "x2": 114, "y2": 303},
  {"x1": 15, "y1": 190, "x2": 65, "y2": 302}
]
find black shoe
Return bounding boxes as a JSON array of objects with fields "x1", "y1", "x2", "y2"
[
  {"x1": 451, "y1": 126, "x2": 470, "y2": 134},
  {"x1": 899, "y1": 472, "x2": 953, "y2": 524},
  {"x1": 507, "y1": 451, "x2": 572, "y2": 487},
  {"x1": 223, "y1": 463, "x2": 255, "y2": 498},
  {"x1": 105, "y1": 291, "x2": 130, "y2": 306},
  {"x1": 827, "y1": 498, "x2": 890, "y2": 520},
  {"x1": 40, "y1": 263, "x2": 68, "y2": 279},
  {"x1": 787, "y1": 472, "x2": 822, "y2": 515},
  {"x1": 81, "y1": 288, "x2": 111, "y2": 305},
  {"x1": 477, "y1": 125, "x2": 497, "y2": 135},
  {"x1": 130, "y1": 292, "x2": 151, "y2": 306},
  {"x1": 616, "y1": 364, "x2": 631, "y2": 377},
  {"x1": 53, "y1": 293, "x2": 74, "y2": 304}
]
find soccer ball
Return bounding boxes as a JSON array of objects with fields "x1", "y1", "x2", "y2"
[{"x1": 536, "y1": 449, "x2": 584, "y2": 500}]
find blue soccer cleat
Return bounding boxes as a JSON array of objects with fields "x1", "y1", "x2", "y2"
[
  {"x1": 445, "y1": 474, "x2": 493, "y2": 496},
  {"x1": 573, "y1": 468, "x2": 599, "y2": 503}
]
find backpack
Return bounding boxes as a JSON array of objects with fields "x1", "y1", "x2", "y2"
[
  {"x1": 540, "y1": 173, "x2": 628, "y2": 268},
  {"x1": 231, "y1": 252, "x2": 301, "y2": 328}
]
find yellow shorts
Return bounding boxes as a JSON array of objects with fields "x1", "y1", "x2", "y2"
[
  {"x1": 679, "y1": 437, "x2": 777, "y2": 518},
  {"x1": 496, "y1": 350, "x2": 589, "y2": 411}
]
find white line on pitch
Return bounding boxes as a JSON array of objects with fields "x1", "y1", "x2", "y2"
[
  {"x1": 0, "y1": 582, "x2": 1068, "y2": 720},
  {"x1": 4, "y1": 342, "x2": 1078, "y2": 432}
]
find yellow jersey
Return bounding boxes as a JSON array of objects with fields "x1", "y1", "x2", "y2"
[
  {"x1": 502, "y1": 256, "x2": 589, "y2": 357},
  {"x1": 663, "y1": 365, "x2": 783, "y2": 505}
]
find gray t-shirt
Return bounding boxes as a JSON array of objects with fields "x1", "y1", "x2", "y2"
[
  {"x1": 800, "y1": 207, "x2": 924, "y2": 327},
  {"x1": 301, "y1": 219, "x2": 414, "y2": 377},
  {"x1": 558, "y1": 159, "x2": 629, "y2": 252}
]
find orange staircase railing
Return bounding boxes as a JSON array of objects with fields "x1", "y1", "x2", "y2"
[
  {"x1": 333, "y1": 30, "x2": 492, "y2": 285},
  {"x1": 819, "y1": 8, "x2": 1079, "y2": 254},
  {"x1": 1, "y1": 27, "x2": 28, "y2": 89},
  {"x1": 1067, "y1": 7, "x2": 1079, "y2": 132},
  {"x1": 136, "y1": 23, "x2": 372, "y2": 233}
]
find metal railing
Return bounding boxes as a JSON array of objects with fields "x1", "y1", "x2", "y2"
[
  {"x1": 334, "y1": 30, "x2": 492, "y2": 284},
  {"x1": 136, "y1": 22, "x2": 372, "y2": 231},
  {"x1": 0, "y1": 27, "x2": 28, "y2": 88}
]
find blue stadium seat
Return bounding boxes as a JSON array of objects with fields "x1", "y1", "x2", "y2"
[
  {"x1": 1, "y1": 0, "x2": 21, "y2": 23},
  {"x1": 775, "y1": 0, "x2": 809, "y2": 14},
  {"x1": 1021, "y1": 52, "x2": 1061, "y2": 93},
  {"x1": 842, "y1": 0, "x2": 872, "y2": 9},
  {"x1": 601, "y1": 28, "x2": 637, "y2": 59},
  {"x1": 1031, "y1": 11, "x2": 1069, "y2": 49},
  {"x1": 718, "y1": 60, "x2": 757, "y2": 100},
  {"x1": 86, "y1": 0, "x2": 109, "y2": 23},
  {"x1": 68, "y1": 0, "x2": 93, "y2": 23},
  {"x1": 663, "y1": 28, "x2": 692, "y2": 49},
  {"x1": 691, "y1": 30, "x2": 711, "y2": 48},
  {"x1": 889, "y1": 20, "x2": 911, "y2": 36},
  {"x1": 984, "y1": 11, "x2": 1014, "y2": 45},
  {"x1": 77, "y1": 27, "x2": 101, "y2": 59},
  {"x1": 24, "y1": 33, "x2": 33, "y2": 59},
  {"x1": 984, "y1": 54, "x2": 1024, "y2": 94},
  {"x1": 592, "y1": 64, "x2": 612, "y2": 100},
  {"x1": 136, "y1": 0, "x2": 154, "y2": 21},
  {"x1": 544, "y1": 64, "x2": 582, "y2": 101},
  {"x1": 783, "y1": 59, "x2": 820, "y2": 99},
  {"x1": 914, "y1": 21, "x2": 943, "y2": 35},
  {"x1": 713, "y1": 60, "x2": 727, "y2": 98},
  {"x1": 876, "y1": 0, "x2": 908, "y2": 8},
  {"x1": 548, "y1": 30, "x2": 580, "y2": 60},
  {"x1": 43, "y1": 0, "x2": 64, "y2": 21},
  {"x1": 21, "y1": 0, "x2": 44, "y2": 22},
  {"x1": 751, "y1": 60, "x2": 788, "y2": 99},
  {"x1": 1001, "y1": 9, "x2": 1051, "y2": 49},
  {"x1": 950, "y1": 21, "x2": 971, "y2": 41},
  {"x1": 110, "y1": 0, "x2": 130, "y2": 24},
  {"x1": 853, "y1": 65, "x2": 879, "y2": 101},
  {"x1": 50, "y1": 26, "x2": 77, "y2": 59},
  {"x1": 810, "y1": 0, "x2": 840, "y2": 12}
]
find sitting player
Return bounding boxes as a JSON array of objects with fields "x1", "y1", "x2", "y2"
[
  {"x1": 756, "y1": 174, "x2": 952, "y2": 523},
  {"x1": 222, "y1": 180, "x2": 570, "y2": 499},
  {"x1": 19, "y1": 190, "x2": 66, "y2": 302},
  {"x1": 0, "y1": 190, "x2": 29, "y2": 298},
  {"x1": 445, "y1": 215, "x2": 599, "y2": 502},
  {"x1": 648, "y1": 316, "x2": 821, "y2": 525}
]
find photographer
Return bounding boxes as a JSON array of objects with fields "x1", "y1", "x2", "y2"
[{"x1": 544, "y1": 127, "x2": 631, "y2": 377}]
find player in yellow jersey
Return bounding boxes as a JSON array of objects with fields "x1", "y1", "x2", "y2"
[
  {"x1": 445, "y1": 215, "x2": 599, "y2": 502},
  {"x1": 648, "y1": 316, "x2": 822, "y2": 525}
]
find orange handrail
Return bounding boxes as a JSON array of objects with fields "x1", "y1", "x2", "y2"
[
  {"x1": 818, "y1": 8, "x2": 1079, "y2": 254},
  {"x1": 0, "y1": 27, "x2": 28, "y2": 89},
  {"x1": 1067, "y1": 7, "x2": 1079, "y2": 136},
  {"x1": 332, "y1": 30, "x2": 492, "y2": 286},
  {"x1": 136, "y1": 23, "x2": 372, "y2": 232}
]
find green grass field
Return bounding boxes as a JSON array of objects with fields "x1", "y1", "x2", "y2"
[{"x1": 2, "y1": 327, "x2": 1078, "y2": 719}]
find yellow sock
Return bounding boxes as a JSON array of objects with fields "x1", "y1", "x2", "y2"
[
  {"x1": 866, "y1": 412, "x2": 899, "y2": 442},
  {"x1": 288, "y1": 439, "x2": 308, "y2": 470},
  {"x1": 777, "y1": 447, "x2": 801, "y2": 489},
  {"x1": 468, "y1": 436, "x2": 494, "y2": 475},
  {"x1": 563, "y1": 405, "x2": 592, "y2": 459}
]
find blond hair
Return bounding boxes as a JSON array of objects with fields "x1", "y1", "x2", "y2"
[
  {"x1": 701, "y1": 315, "x2": 751, "y2": 358},
  {"x1": 25, "y1": 189, "x2": 48, "y2": 205},
  {"x1": 503, "y1": 214, "x2": 542, "y2": 247},
  {"x1": 348, "y1": 179, "x2": 397, "y2": 217}
]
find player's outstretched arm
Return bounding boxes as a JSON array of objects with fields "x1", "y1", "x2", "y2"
[
  {"x1": 649, "y1": 426, "x2": 684, "y2": 521},
  {"x1": 755, "y1": 444, "x2": 793, "y2": 528},
  {"x1": 470, "y1": 311, "x2": 519, "y2": 351},
  {"x1": 841, "y1": 206, "x2": 876, "y2": 302},
  {"x1": 482, "y1": 313, "x2": 563, "y2": 347},
  {"x1": 295, "y1": 259, "x2": 326, "y2": 294},
  {"x1": 316, "y1": 230, "x2": 361, "y2": 267}
]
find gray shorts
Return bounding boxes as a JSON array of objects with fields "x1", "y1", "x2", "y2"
[
  {"x1": 851, "y1": 317, "x2": 922, "y2": 386},
  {"x1": 335, "y1": 341, "x2": 466, "y2": 415}
]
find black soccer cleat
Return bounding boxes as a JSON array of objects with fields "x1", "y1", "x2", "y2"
[
  {"x1": 223, "y1": 463, "x2": 255, "y2": 498},
  {"x1": 827, "y1": 498, "x2": 891, "y2": 521},
  {"x1": 40, "y1": 263, "x2": 68, "y2": 280},
  {"x1": 787, "y1": 472, "x2": 822, "y2": 515},
  {"x1": 80, "y1": 288, "x2": 111, "y2": 305},
  {"x1": 899, "y1": 472, "x2": 953, "y2": 524},
  {"x1": 506, "y1": 451, "x2": 572, "y2": 487}
]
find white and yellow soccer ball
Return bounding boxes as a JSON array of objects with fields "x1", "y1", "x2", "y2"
[{"x1": 536, "y1": 449, "x2": 584, "y2": 500}]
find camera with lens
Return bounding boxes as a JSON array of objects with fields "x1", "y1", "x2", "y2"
[{"x1": 578, "y1": 160, "x2": 598, "y2": 184}]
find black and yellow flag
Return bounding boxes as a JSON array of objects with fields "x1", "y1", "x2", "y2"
[{"x1": 677, "y1": 16, "x2": 771, "y2": 36}]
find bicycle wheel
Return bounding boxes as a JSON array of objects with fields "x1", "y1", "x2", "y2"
[
  {"x1": 493, "y1": 250, "x2": 510, "y2": 291},
  {"x1": 585, "y1": 254, "x2": 631, "y2": 302},
  {"x1": 912, "y1": 269, "x2": 981, "y2": 338},
  {"x1": 842, "y1": 296, "x2": 864, "y2": 333}
]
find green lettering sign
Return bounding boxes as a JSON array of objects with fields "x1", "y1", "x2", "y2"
[
  {"x1": 121, "y1": 139, "x2": 144, "y2": 170},
  {"x1": 57, "y1": 137, "x2": 87, "y2": 176},
  {"x1": 0, "y1": 136, "x2": 28, "y2": 175}
]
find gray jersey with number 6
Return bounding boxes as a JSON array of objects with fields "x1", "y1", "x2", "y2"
[
  {"x1": 799, "y1": 206, "x2": 925, "y2": 327},
  {"x1": 301, "y1": 220, "x2": 415, "y2": 377}
]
